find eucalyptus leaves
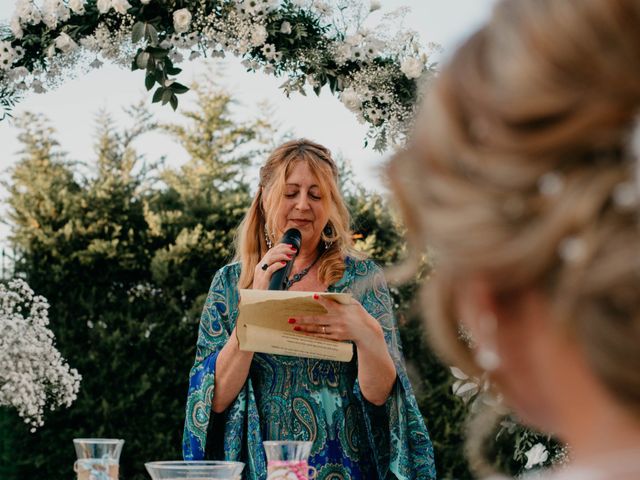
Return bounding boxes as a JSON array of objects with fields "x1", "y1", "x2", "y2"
[{"x1": 0, "y1": 0, "x2": 434, "y2": 150}]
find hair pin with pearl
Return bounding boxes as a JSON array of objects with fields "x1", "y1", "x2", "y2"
[
  {"x1": 558, "y1": 235, "x2": 588, "y2": 264},
  {"x1": 612, "y1": 181, "x2": 639, "y2": 210},
  {"x1": 537, "y1": 171, "x2": 564, "y2": 197}
]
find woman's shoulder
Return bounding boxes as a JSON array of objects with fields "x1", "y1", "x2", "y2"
[
  {"x1": 345, "y1": 256, "x2": 384, "y2": 278},
  {"x1": 211, "y1": 261, "x2": 241, "y2": 286},
  {"x1": 334, "y1": 256, "x2": 387, "y2": 293}
]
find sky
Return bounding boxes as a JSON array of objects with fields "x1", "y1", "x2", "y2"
[{"x1": 0, "y1": 1, "x2": 498, "y2": 247}]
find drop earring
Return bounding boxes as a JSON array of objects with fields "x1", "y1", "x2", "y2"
[
  {"x1": 264, "y1": 225, "x2": 273, "y2": 249},
  {"x1": 474, "y1": 313, "x2": 501, "y2": 372},
  {"x1": 323, "y1": 224, "x2": 333, "y2": 250}
]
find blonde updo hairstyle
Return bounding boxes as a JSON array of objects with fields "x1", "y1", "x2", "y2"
[
  {"x1": 235, "y1": 139, "x2": 361, "y2": 289},
  {"x1": 389, "y1": 0, "x2": 640, "y2": 419}
]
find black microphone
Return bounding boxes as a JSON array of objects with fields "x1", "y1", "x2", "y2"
[{"x1": 268, "y1": 228, "x2": 302, "y2": 290}]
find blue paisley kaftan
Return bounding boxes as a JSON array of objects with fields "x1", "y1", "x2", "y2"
[{"x1": 182, "y1": 258, "x2": 436, "y2": 480}]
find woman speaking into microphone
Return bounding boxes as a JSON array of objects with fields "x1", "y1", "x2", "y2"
[{"x1": 182, "y1": 139, "x2": 435, "y2": 479}]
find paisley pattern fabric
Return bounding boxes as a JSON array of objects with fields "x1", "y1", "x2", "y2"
[{"x1": 182, "y1": 258, "x2": 437, "y2": 479}]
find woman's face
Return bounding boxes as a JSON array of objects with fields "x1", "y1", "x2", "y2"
[{"x1": 269, "y1": 160, "x2": 330, "y2": 250}]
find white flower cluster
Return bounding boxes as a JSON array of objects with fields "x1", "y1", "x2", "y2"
[
  {"x1": 127, "y1": 282, "x2": 162, "y2": 302},
  {"x1": 339, "y1": 62, "x2": 417, "y2": 147},
  {"x1": 79, "y1": 22, "x2": 136, "y2": 65},
  {"x1": 1, "y1": 0, "x2": 433, "y2": 151},
  {"x1": 332, "y1": 30, "x2": 385, "y2": 66},
  {"x1": 96, "y1": 0, "x2": 132, "y2": 15},
  {"x1": 0, "y1": 279, "x2": 81, "y2": 431},
  {"x1": 173, "y1": 8, "x2": 193, "y2": 34},
  {"x1": 524, "y1": 443, "x2": 549, "y2": 470},
  {"x1": 197, "y1": 5, "x2": 273, "y2": 59},
  {"x1": 235, "y1": 0, "x2": 279, "y2": 18}
]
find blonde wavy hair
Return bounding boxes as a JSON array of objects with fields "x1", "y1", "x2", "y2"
[
  {"x1": 235, "y1": 139, "x2": 362, "y2": 289},
  {"x1": 389, "y1": 0, "x2": 640, "y2": 431}
]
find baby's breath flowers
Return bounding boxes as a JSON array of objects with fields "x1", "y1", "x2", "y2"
[
  {"x1": 0, "y1": 0, "x2": 435, "y2": 150},
  {"x1": 0, "y1": 279, "x2": 81, "y2": 432}
]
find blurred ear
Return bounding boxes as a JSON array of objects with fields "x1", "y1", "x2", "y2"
[{"x1": 456, "y1": 274, "x2": 500, "y2": 337}]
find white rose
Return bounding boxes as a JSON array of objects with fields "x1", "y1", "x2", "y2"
[
  {"x1": 313, "y1": 1, "x2": 331, "y2": 15},
  {"x1": 524, "y1": 443, "x2": 549, "y2": 470},
  {"x1": 96, "y1": 0, "x2": 111, "y2": 14},
  {"x1": 400, "y1": 56, "x2": 424, "y2": 79},
  {"x1": 112, "y1": 0, "x2": 132, "y2": 14},
  {"x1": 173, "y1": 8, "x2": 192, "y2": 34},
  {"x1": 280, "y1": 21, "x2": 292, "y2": 34},
  {"x1": 79, "y1": 35, "x2": 97, "y2": 49},
  {"x1": 10, "y1": 16, "x2": 23, "y2": 40},
  {"x1": 141, "y1": 0, "x2": 152, "y2": 3},
  {"x1": 15, "y1": 0, "x2": 33, "y2": 20},
  {"x1": 250, "y1": 24, "x2": 268, "y2": 47},
  {"x1": 54, "y1": 32, "x2": 78, "y2": 53},
  {"x1": 340, "y1": 88, "x2": 361, "y2": 112},
  {"x1": 43, "y1": 13, "x2": 58, "y2": 29},
  {"x1": 369, "y1": 0, "x2": 381, "y2": 12},
  {"x1": 69, "y1": 0, "x2": 86, "y2": 14},
  {"x1": 29, "y1": 9, "x2": 42, "y2": 25},
  {"x1": 54, "y1": 1, "x2": 71, "y2": 22}
]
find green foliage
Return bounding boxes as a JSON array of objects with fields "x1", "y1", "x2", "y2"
[
  {"x1": 0, "y1": 1, "x2": 427, "y2": 152},
  {"x1": 0, "y1": 86, "x2": 268, "y2": 480},
  {"x1": 2, "y1": 86, "x2": 553, "y2": 480}
]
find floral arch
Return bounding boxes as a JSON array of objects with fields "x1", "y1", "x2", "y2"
[{"x1": 0, "y1": 0, "x2": 434, "y2": 150}]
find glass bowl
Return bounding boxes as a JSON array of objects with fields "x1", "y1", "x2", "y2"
[{"x1": 144, "y1": 461, "x2": 244, "y2": 479}]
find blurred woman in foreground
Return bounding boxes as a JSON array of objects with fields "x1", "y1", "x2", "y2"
[{"x1": 389, "y1": 0, "x2": 640, "y2": 478}]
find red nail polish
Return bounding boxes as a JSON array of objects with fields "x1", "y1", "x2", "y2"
[
  {"x1": 286, "y1": 254, "x2": 293, "y2": 259},
  {"x1": 293, "y1": 326, "x2": 301, "y2": 331},
  {"x1": 281, "y1": 261, "x2": 287, "y2": 265},
  {"x1": 288, "y1": 318, "x2": 296, "y2": 324},
  {"x1": 313, "y1": 294, "x2": 319, "y2": 300}
]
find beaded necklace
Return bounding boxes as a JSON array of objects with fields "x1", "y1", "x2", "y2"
[{"x1": 285, "y1": 253, "x2": 322, "y2": 289}]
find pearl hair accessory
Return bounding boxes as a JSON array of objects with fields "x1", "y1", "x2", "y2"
[
  {"x1": 612, "y1": 181, "x2": 638, "y2": 210},
  {"x1": 537, "y1": 171, "x2": 564, "y2": 197},
  {"x1": 558, "y1": 235, "x2": 588, "y2": 264},
  {"x1": 474, "y1": 313, "x2": 501, "y2": 372}
]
